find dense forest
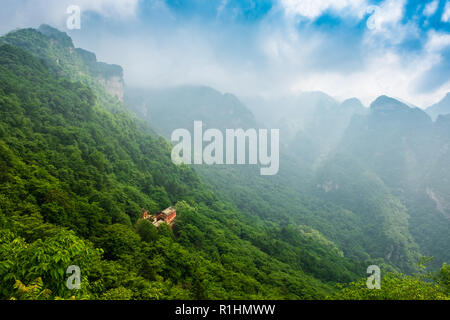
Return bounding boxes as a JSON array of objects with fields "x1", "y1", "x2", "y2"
[{"x1": 0, "y1": 26, "x2": 448, "y2": 300}]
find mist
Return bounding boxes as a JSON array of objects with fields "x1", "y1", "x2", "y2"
[
  {"x1": 1, "y1": 0, "x2": 450, "y2": 303},
  {"x1": 1, "y1": 0, "x2": 449, "y2": 108}
]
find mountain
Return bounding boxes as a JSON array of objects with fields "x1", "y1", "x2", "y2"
[
  {"x1": 0, "y1": 25, "x2": 124, "y2": 105},
  {"x1": 245, "y1": 92, "x2": 368, "y2": 155},
  {"x1": 337, "y1": 95, "x2": 450, "y2": 268},
  {"x1": 126, "y1": 87, "x2": 432, "y2": 273},
  {"x1": 304, "y1": 96, "x2": 368, "y2": 154},
  {"x1": 0, "y1": 26, "x2": 367, "y2": 300},
  {"x1": 341, "y1": 95, "x2": 433, "y2": 188},
  {"x1": 426, "y1": 92, "x2": 450, "y2": 121},
  {"x1": 340, "y1": 97, "x2": 366, "y2": 113},
  {"x1": 130, "y1": 87, "x2": 450, "y2": 273},
  {"x1": 0, "y1": 25, "x2": 448, "y2": 300},
  {"x1": 125, "y1": 85, "x2": 260, "y2": 137}
]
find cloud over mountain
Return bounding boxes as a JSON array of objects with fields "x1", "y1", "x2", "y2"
[{"x1": 1, "y1": 0, "x2": 449, "y2": 107}]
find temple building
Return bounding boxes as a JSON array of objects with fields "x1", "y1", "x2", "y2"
[{"x1": 141, "y1": 206, "x2": 177, "y2": 228}]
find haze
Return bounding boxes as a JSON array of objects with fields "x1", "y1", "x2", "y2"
[{"x1": 1, "y1": 0, "x2": 449, "y2": 107}]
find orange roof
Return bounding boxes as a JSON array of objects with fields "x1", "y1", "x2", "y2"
[{"x1": 162, "y1": 207, "x2": 176, "y2": 216}]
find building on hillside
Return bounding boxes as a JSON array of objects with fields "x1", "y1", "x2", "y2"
[
  {"x1": 162, "y1": 207, "x2": 177, "y2": 225},
  {"x1": 141, "y1": 206, "x2": 177, "y2": 228},
  {"x1": 141, "y1": 209, "x2": 152, "y2": 221}
]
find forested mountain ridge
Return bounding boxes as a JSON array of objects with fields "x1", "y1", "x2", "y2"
[
  {"x1": 125, "y1": 86, "x2": 427, "y2": 274},
  {"x1": 0, "y1": 26, "x2": 365, "y2": 300}
]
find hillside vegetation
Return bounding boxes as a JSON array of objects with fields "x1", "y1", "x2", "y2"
[{"x1": 0, "y1": 26, "x2": 448, "y2": 300}]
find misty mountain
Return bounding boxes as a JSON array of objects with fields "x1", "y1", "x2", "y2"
[
  {"x1": 0, "y1": 25, "x2": 125, "y2": 106},
  {"x1": 340, "y1": 95, "x2": 433, "y2": 190},
  {"x1": 127, "y1": 85, "x2": 447, "y2": 273},
  {"x1": 336, "y1": 95, "x2": 449, "y2": 267},
  {"x1": 426, "y1": 93, "x2": 450, "y2": 121},
  {"x1": 0, "y1": 25, "x2": 369, "y2": 299},
  {"x1": 125, "y1": 86, "x2": 260, "y2": 137},
  {"x1": 0, "y1": 25, "x2": 448, "y2": 300},
  {"x1": 312, "y1": 153, "x2": 420, "y2": 271},
  {"x1": 246, "y1": 92, "x2": 368, "y2": 156}
]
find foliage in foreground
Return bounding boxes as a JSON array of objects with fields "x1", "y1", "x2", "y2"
[{"x1": 330, "y1": 264, "x2": 449, "y2": 300}]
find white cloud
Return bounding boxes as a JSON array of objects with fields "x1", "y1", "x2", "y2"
[
  {"x1": 280, "y1": 0, "x2": 368, "y2": 20},
  {"x1": 443, "y1": 1, "x2": 450, "y2": 22},
  {"x1": 0, "y1": 0, "x2": 141, "y2": 35},
  {"x1": 423, "y1": 0, "x2": 439, "y2": 17},
  {"x1": 425, "y1": 31, "x2": 450, "y2": 52},
  {"x1": 1, "y1": 0, "x2": 448, "y2": 109},
  {"x1": 75, "y1": 0, "x2": 141, "y2": 18},
  {"x1": 365, "y1": 0, "x2": 405, "y2": 33}
]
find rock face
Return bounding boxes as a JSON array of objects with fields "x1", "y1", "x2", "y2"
[
  {"x1": 99, "y1": 75, "x2": 124, "y2": 102},
  {"x1": 76, "y1": 47, "x2": 125, "y2": 102}
]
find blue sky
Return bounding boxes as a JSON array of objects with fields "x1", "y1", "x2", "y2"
[{"x1": 1, "y1": 0, "x2": 450, "y2": 107}]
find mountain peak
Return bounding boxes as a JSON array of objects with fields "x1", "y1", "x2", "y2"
[
  {"x1": 368, "y1": 95, "x2": 432, "y2": 126},
  {"x1": 370, "y1": 95, "x2": 410, "y2": 112},
  {"x1": 426, "y1": 92, "x2": 450, "y2": 121},
  {"x1": 1, "y1": 26, "x2": 124, "y2": 102},
  {"x1": 341, "y1": 98, "x2": 365, "y2": 109},
  {"x1": 298, "y1": 91, "x2": 336, "y2": 104},
  {"x1": 38, "y1": 24, "x2": 74, "y2": 48}
]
